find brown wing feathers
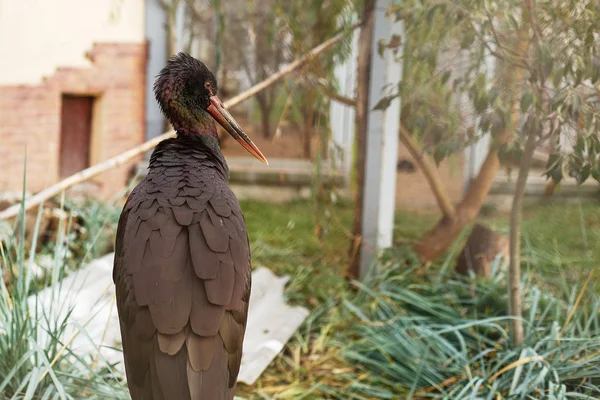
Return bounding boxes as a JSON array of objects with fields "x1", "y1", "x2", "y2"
[{"x1": 114, "y1": 168, "x2": 251, "y2": 399}]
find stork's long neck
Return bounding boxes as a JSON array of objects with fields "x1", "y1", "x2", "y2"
[{"x1": 148, "y1": 134, "x2": 229, "y2": 181}]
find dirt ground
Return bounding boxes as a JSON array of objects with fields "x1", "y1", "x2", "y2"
[{"x1": 395, "y1": 146, "x2": 464, "y2": 209}]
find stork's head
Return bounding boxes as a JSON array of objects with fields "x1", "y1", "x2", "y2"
[{"x1": 154, "y1": 52, "x2": 268, "y2": 165}]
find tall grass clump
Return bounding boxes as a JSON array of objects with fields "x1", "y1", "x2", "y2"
[
  {"x1": 64, "y1": 198, "x2": 122, "y2": 261},
  {"x1": 336, "y1": 250, "x2": 600, "y2": 399},
  {"x1": 0, "y1": 192, "x2": 127, "y2": 398}
]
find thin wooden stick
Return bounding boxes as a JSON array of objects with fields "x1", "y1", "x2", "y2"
[{"x1": 0, "y1": 24, "x2": 359, "y2": 221}]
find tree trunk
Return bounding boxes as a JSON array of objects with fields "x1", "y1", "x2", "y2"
[
  {"x1": 412, "y1": 23, "x2": 531, "y2": 262},
  {"x1": 303, "y1": 110, "x2": 314, "y2": 159},
  {"x1": 320, "y1": 124, "x2": 329, "y2": 161},
  {"x1": 255, "y1": 95, "x2": 272, "y2": 138},
  {"x1": 456, "y1": 223, "x2": 508, "y2": 279},
  {"x1": 508, "y1": 125, "x2": 537, "y2": 346},
  {"x1": 347, "y1": 0, "x2": 376, "y2": 280},
  {"x1": 260, "y1": 107, "x2": 271, "y2": 139},
  {"x1": 219, "y1": 62, "x2": 229, "y2": 98}
]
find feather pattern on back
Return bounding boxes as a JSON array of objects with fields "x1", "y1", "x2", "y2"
[{"x1": 113, "y1": 135, "x2": 251, "y2": 399}]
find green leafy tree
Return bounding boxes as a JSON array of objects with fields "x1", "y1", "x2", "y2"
[{"x1": 376, "y1": 0, "x2": 600, "y2": 344}]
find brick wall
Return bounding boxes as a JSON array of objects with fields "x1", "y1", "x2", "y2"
[{"x1": 0, "y1": 42, "x2": 146, "y2": 198}]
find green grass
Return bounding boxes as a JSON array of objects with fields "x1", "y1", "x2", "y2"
[
  {"x1": 0, "y1": 202, "x2": 128, "y2": 399},
  {"x1": 486, "y1": 202, "x2": 600, "y2": 273},
  {"x1": 238, "y1": 198, "x2": 600, "y2": 308},
  {"x1": 393, "y1": 208, "x2": 441, "y2": 244},
  {"x1": 336, "y1": 256, "x2": 600, "y2": 399},
  {"x1": 241, "y1": 199, "x2": 354, "y2": 305},
  {"x1": 243, "y1": 199, "x2": 600, "y2": 296}
]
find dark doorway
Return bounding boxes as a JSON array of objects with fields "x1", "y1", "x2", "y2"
[{"x1": 59, "y1": 95, "x2": 94, "y2": 178}]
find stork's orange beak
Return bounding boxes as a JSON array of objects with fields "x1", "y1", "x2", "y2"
[{"x1": 207, "y1": 95, "x2": 269, "y2": 165}]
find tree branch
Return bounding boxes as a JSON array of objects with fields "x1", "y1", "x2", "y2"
[
  {"x1": 399, "y1": 125, "x2": 456, "y2": 218},
  {"x1": 468, "y1": 19, "x2": 528, "y2": 69},
  {"x1": 468, "y1": 20, "x2": 506, "y2": 61},
  {"x1": 320, "y1": 84, "x2": 357, "y2": 106},
  {"x1": 484, "y1": 10, "x2": 527, "y2": 60}
]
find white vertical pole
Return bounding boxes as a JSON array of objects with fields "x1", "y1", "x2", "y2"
[
  {"x1": 145, "y1": 0, "x2": 169, "y2": 141},
  {"x1": 359, "y1": 1, "x2": 404, "y2": 277},
  {"x1": 330, "y1": 15, "x2": 358, "y2": 177}
]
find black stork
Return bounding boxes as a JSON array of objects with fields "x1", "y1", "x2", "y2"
[{"x1": 113, "y1": 52, "x2": 268, "y2": 399}]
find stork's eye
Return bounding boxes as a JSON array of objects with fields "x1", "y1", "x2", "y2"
[{"x1": 204, "y1": 81, "x2": 213, "y2": 95}]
